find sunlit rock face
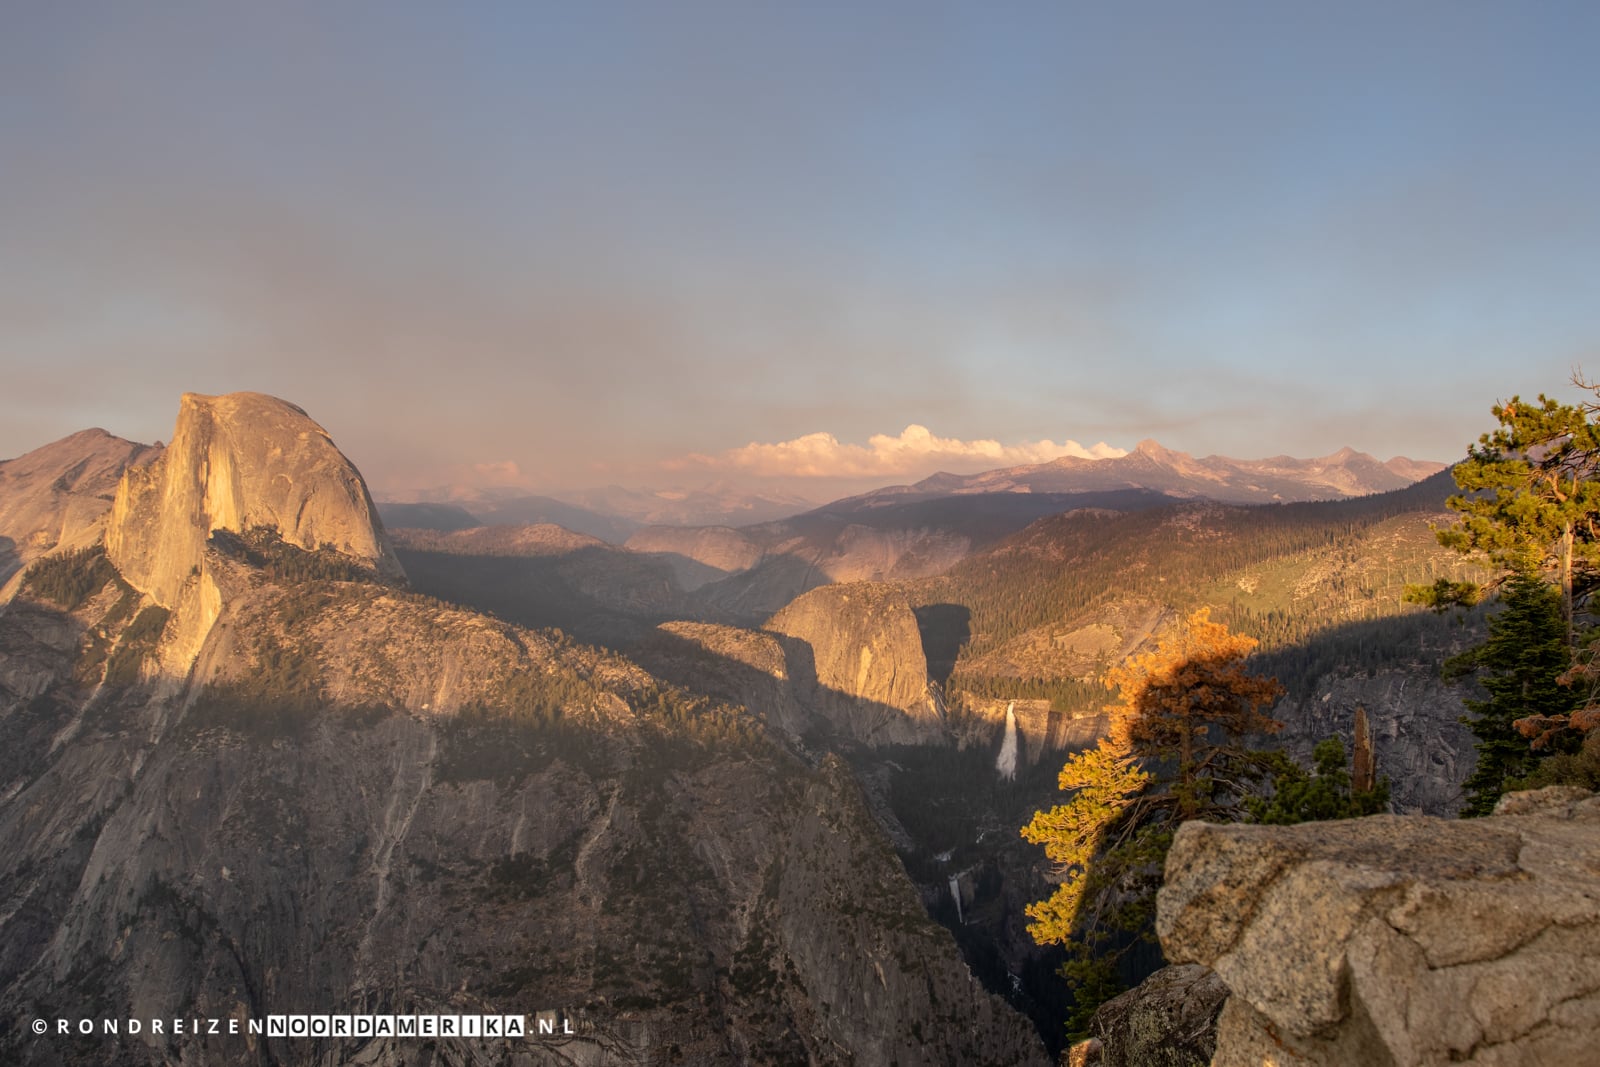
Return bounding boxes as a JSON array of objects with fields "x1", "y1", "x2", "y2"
[
  {"x1": 105, "y1": 391, "x2": 404, "y2": 611},
  {"x1": 0, "y1": 428, "x2": 159, "y2": 599},
  {"x1": 766, "y1": 583, "x2": 945, "y2": 745}
]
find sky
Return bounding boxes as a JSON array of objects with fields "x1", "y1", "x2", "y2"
[{"x1": 3, "y1": 2, "x2": 1599, "y2": 502}]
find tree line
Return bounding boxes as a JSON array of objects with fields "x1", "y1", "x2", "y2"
[{"x1": 1407, "y1": 384, "x2": 1600, "y2": 810}]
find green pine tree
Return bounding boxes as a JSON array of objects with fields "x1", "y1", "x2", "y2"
[
  {"x1": 1447, "y1": 574, "x2": 1574, "y2": 816},
  {"x1": 1413, "y1": 392, "x2": 1600, "y2": 646},
  {"x1": 1248, "y1": 737, "x2": 1389, "y2": 825}
]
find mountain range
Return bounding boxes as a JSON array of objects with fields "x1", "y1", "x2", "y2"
[
  {"x1": 379, "y1": 440, "x2": 1445, "y2": 626},
  {"x1": 856, "y1": 439, "x2": 1442, "y2": 503},
  {"x1": 376, "y1": 440, "x2": 1444, "y2": 542}
]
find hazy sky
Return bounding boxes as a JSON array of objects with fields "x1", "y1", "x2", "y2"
[{"x1": 4, "y1": 2, "x2": 1598, "y2": 498}]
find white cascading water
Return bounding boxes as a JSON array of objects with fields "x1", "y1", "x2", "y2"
[
  {"x1": 949, "y1": 874, "x2": 963, "y2": 924},
  {"x1": 995, "y1": 700, "x2": 1019, "y2": 780}
]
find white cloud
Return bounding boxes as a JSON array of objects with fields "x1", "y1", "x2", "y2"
[
  {"x1": 470, "y1": 460, "x2": 528, "y2": 484},
  {"x1": 669, "y1": 425, "x2": 1126, "y2": 479}
]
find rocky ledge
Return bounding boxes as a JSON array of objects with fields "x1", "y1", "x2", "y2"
[{"x1": 1155, "y1": 786, "x2": 1600, "y2": 1066}]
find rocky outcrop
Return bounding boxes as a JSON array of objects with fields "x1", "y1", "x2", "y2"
[
  {"x1": 766, "y1": 583, "x2": 944, "y2": 745},
  {"x1": 640, "y1": 603, "x2": 957, "y2": 745},
  {"x1": 1090, "y1": 964, "x2": 1228, "y2": 1067},
  {"x1": 106, "y1": 392, "x2": 403, "y2": 611},
  {"x1": 0, "y1": 428, "x2": 159, "y2": 599},
  {"x1": 1157, "y1": 787, "x2": 1600, "y2": 1066},
  {"x1": 102, "y1": 393, "x2": 402, "y2": 668}
]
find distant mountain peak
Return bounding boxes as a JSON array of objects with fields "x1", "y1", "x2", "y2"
[
  {"x1": 0, "y1": 427, "x2": 160, "y2": 597},
  {"x1": 847, "y1": 439, "x2": 1444, "y2": 507}
]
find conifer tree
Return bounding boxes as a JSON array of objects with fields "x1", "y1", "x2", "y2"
[
  {"x1": 1446, "y1": 573, "x2": 1574, "y2": 815},
  {"x1": 1413, "y1": 392, "x2": 1600, "y2": 646},
  {"x1": 1409, "y1": 386, "x2": 1600, "y2": 802},
  {"x1": 1248, "y1": 736, "x2": 1389, "y2": 825}
]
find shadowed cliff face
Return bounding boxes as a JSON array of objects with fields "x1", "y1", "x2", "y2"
[
  {"x1": 0, "y1": 557, "x2": 1049, "y2": 1066},
  {"x1": 1273, "y1": 668, "x2": 1477, "y2": 815},
  {"x1": 105, "y1": 392, "x2": 403, "y2": 612}
]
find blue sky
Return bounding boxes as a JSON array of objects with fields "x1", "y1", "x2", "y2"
[{"x1": 3, "y1": 2, "x2": 1597, "y2": 497}]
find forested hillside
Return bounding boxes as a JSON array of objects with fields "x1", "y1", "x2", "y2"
[{"x1": 911, "y1": 470, "x2": 1482, "y2": 710}]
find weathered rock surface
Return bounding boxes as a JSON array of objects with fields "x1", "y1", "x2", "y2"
[
  {"x1": 0, "y1": 428, "x2": 159, "y2": 599},
  {"x1": 1090, "y1": 963, "x2": 1227, "y2": 1067},
  {"x1": 1157, "y1": 788, "x2": 1600, "y2": 1066},
  {"x1": 0, "y1": 570, "x2": 1049, "y2": 1066},
  {"x1": 106, "y1": 391, "x2": 403, "y2": 611},
  {"x1": 767, "y1": 583, "x2": 945, "y2": 745}
]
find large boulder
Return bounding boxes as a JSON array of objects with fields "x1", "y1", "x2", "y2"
[
  {"x1": 1157, "y1": 787, "x2": 1600, "y2": 1065},
  {"x1": 1090, "y1": 963, "x2": 1228, "y2": 1067}
]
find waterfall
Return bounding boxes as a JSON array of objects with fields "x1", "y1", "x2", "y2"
[
  {"x1": 949, "y1": 874, "x2": 963, "y2": 924},
  {"x1": 995, "y1": 701, "x2": 1018, "y2": 780}
]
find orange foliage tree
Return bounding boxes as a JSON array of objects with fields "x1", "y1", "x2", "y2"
[
  {"x1": 1021, "y1": 608, "x2": 1284, "y2": 1033},
  {"x1": 1105, "y1": 607, "x2": 1286, "y2": 819}
]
